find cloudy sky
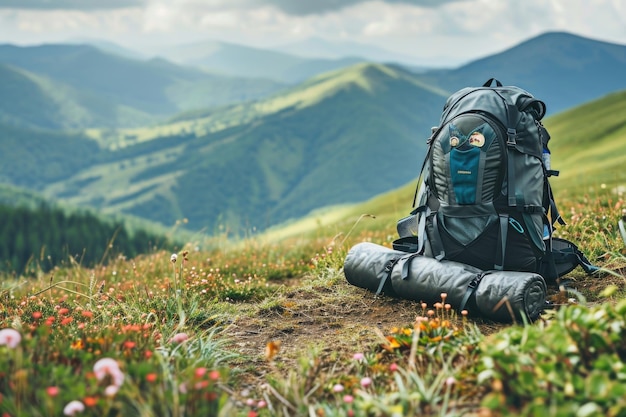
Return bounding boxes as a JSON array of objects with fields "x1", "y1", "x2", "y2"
[{"x1": 0, "y1": 0, "x2": 624, "y2": 66}]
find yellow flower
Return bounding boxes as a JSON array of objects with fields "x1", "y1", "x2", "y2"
[{"x1": 71, "y1": 339, "x2": 85, "y2": 350}]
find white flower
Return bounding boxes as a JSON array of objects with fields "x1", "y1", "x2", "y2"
[
  {"x1": 93, "y1": 358, "x2": 124, "y2": 387},
  {"x1": 63, "y1": 400, "x2": 85, "y2": 416},
  {"x1": 104, "y1": 384, "x2": 120, "y2": 397},
  {"x1": 170, "y1": 253, "x2": 178, "y2": 263},
  {"x1": 0, "y1": 328, "x2": 21, "y2": 349}
]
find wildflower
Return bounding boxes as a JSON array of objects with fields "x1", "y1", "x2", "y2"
[
  {"x1": 209, "y1": 370, "x2": 220, "y2": 381},
  {"x1": 171, "y1": 254, "x2": 178, "y2": 263},
  {"x1": 83, "y1": 397, "x2": 97, "y2": 407},
  {"x1": 195, "y1": 367, "x2": 207, "y2": 378},
  {"x1": 445, "y1": 376, "x2": 456, "y2": 387},
  {"x1": 170, "y1": 333, "x2": 189, "y2": 344},
  {"x1": 46, "y1": 386, "x2": 60, "y2": 397},
  {"x1": 0, "y1": 328, "x2": 21, "y2": 349},
  {"x1": 389, "y1": 363, "x2": 399, "y2": 372},
  {"x1": 32, "y1": 311, "x2": 42, "y2": 320},
  {"x1": 360, "y1": 377, "x2": 373, "y2": 388},
  {"x1": 257, "y1": 400, "x2": 267, "y2": 408},
  {"x1": 93, "y1": 358, "x2": 124, "y2": 387},
  {"x1": 63, "y1": 400, "x2": 85, "y2": 416},
  {"x1": 440, "y1": 292, "x2": 448, "y2": 301},
  {"x1": 343, "y1": 395, "x2": 354, "y2": 404},
  {"x1": 352, "y1": 352, "x2": 365, "y2": 361},
  {"x1": 332, "y1": 383, "x2": 344, "y2": 393},
  {"x1": 61, "y1": 317, "x2": 73, "y2": 326},
  {"x1": 265, "y1": 340, "x2": 281, "y2": 360},
  {"x1": 71, "y1": 340, "x2": 85, "y2": 350},
  {"x1": 104, "y1": 385, "x2": 119, "y2": 397},
  {"x1": 58, "y1": 308, "x2": 70, "y2": 315},
  {"x1": 146, "y1": 373, "x2": 158, "y2": 383}
]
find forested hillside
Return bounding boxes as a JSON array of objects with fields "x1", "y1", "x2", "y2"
[{"x1": 0, "y1": 203, "x2": 175, "y2": 275}]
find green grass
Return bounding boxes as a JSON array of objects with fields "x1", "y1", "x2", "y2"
[
  {"x1": 1, "y1": 84, "x2": 626, "y2": 417},
  {"x1": 2, "y1": 176, "x2": 626, "y2": 416}
]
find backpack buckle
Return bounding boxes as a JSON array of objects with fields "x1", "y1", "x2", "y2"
[{"x1": 506, "y1": 128, "x2": 517, "y2": 146}]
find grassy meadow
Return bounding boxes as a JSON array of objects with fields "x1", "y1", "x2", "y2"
[
  {"x1": 1, "y1": 174, "x2": 626, "y2": 416},
  {"x1": 2, "y1": 91, "x2": 626, "y2": 416}
]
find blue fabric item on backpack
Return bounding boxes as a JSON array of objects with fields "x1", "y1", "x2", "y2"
[{"x1": 450, "y1": 146, "x2": 480, "y2": 204}]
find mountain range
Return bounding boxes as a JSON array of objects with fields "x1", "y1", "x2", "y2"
[
  {"x1": 0, "y1": 31, "x2": 625, "y2": 236},
  {"x1": 0, "y1": 44, "x2": 288, "y2": 129}
]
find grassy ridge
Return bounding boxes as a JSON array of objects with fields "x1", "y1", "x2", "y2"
[{"x1": 546, "y1": 90, "x2": 626, "y2": 193}]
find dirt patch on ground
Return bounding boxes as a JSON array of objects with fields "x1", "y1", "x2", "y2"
[
  {"x1": 222, "y1": 264, "x2": 625, "y2": 399},
  {"x1": 222, "y1": 273, "x2": 505, "y2": 393}
]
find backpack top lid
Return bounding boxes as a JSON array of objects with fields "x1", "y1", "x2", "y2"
[{"x1": 441, "y1": 80, "x2": 547, "y2": 128}]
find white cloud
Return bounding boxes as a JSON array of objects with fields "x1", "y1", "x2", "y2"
[{"x1": 0, "y1": 0, "x2": 623, "y2": 65}]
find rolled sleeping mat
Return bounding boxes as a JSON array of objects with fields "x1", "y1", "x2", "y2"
[
  {"x1": 343, "y1": 242, "x2": 402, "y2": 297},
  {"x1": 344, "y1": 242, "x2": 547, "y2": 322}
]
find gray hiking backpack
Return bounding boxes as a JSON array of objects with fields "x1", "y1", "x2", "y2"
[{"x1": 396, "y1": 79, "x2": 597, "y2": 282}]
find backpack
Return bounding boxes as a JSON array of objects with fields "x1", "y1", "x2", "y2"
[{"x1": 395, "y1": 78, "x2": 597, "y2": 283}]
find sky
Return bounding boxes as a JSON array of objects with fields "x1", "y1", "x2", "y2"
[{"x1": 0, "y1": 0, "x2": 624, "y2": 66}]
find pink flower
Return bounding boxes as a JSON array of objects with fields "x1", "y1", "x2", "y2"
[
  {"x1": 63, "y1": 400, "x2": 85, "y2": 416},
  {"x1": 104, "y1": 385, "x2": 119, "y2": 397},
  {"x1": 332, "y1": 383, "x2": 344, "y2": 393},
  {"x1": 0, "y1": 328, "x2": 21, "y2": 349},
  {"x1": 46, "y1": 386, "x2": 60, "y2": 397},
  {"x1": 352, "y1": 352, "x2": 364, "y2": 361},
  {"x1": 93, "y1": 358, "x2": 124, "y2": 387},
  {"x1": 389, "y1": 363, "x2": 399, "y2": 372},
  {"x1": 170, "y1": 332, "x2": 189, "y2": 344},
  {"x1": 343, "y1": 395, "x2": 354, "y2": 404},
  {"x1": 257, "y1": 400, "x2": 267, "y2": 408},
  {"x1": 360, "y1": 377, "x2": 373, "y2": 388}
]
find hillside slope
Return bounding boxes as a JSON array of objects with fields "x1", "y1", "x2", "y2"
[
  {"x1": 545, "y1": 90, "x2": 626, "y2": 192},
  {"x1": 423, "y1": 32, "x2": 626, "y2": 115},
  {"x1": 155, "y1": 40, "x2": 366, "y2": 83},
  {"x1": 38, "y1": 63, "x2": 448, "y2": 233},
  {"x1": 0, "y1": 44, "x2": 286, "y2": 128}
]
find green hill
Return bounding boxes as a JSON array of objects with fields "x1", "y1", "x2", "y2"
[
  {"x1": 34, "y1": 63, "x2": 448, "y2": 234},
  {"x1": 545, "y1": 89, "x2": 626, "y2": 193},
  {"x1": 0, "y1": 44, "x2": 287, "y2": 129},
  {"x1": 422, "y1": 32, "x2": 626, "y2": 115}
]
